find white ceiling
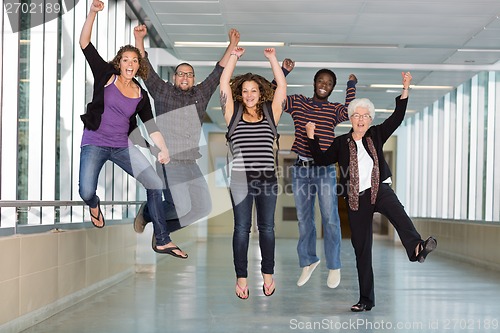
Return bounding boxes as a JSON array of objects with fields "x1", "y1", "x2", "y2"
[{"x1": 136, "y1": 0, "x2": 500, "y2": 134}]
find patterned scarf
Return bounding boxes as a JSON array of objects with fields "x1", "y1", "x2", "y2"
[{"x1": 348, "y1": 136, "x2": 380, "y2": 211}]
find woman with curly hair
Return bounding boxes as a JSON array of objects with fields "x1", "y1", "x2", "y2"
[
  {"x1": 220, "y1": 46, "x2": 287, "y2": 299},
  {"x1": 78, "y1": 1, "x2": 186, "y2": 258}
]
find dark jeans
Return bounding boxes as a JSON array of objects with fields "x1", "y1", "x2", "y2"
[
  {"x1": 347, "y1": 183, "x2": 422, "y2": 307},
  {"x1": 78, "y1": 145, "x2": 170, "y2": 245},
  {"x1": 230, "y1": 176, "x2": 278, "y2": 278}
]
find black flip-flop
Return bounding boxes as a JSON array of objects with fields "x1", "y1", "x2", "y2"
[
  {"x1": 153, "y1": 245, "x2": 188, "y2": 259},
  {"x1": 263, "y1": 279, "x2": 275, "y2": 297},
  {"x1": 89, "y1": 201, "x2": 105, "y2": 228}
]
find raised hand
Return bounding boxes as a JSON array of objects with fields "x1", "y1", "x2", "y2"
[
  {"x1": 231, "y1": 46, "x2": 245, "y2": 59},
  {"x1": 90, "y1": 0, "x2": 104, "y2": 12},
  {"x1": 228, "y1": 28, "x2": 240, "y2": 46},
  {"x1": 349, "y1": 74, "x2": 358, "y2": 84},
  {"x1": 402, "y1": 71, "x2": 412, "y2": 88},
  {"x1": 134, "y1": 24, "x2": 148, "y2": 40},
  {"x1": 282, "y1": 58, "x2": 295, "y2": 72},
  {"x1": 80, "y1": 0, "x2": 104, "y2": 48},
  {"x1": 305, "y1": 122, "x2": 316, "y2": 139},
  {"x1": 264, "y1": 48, "x2": 276, "y2": 59}
]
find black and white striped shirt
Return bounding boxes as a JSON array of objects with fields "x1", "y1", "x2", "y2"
[{"x1": 231, "y1": 117, "x2": 275, "y2": 173}]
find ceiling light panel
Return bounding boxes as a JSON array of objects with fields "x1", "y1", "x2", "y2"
[
  {"x1": 370, "y1": 84, "x2": 454, "y2": 90},
  {"x1": 174, "y1": 41, "x2": 285, "y2": 47},
  {"x1": 156, "y1": 13, "x2": 222, "y2": 25},
  {"x1": 289, "y1": 43, "x2": 398, "y2": 49}
]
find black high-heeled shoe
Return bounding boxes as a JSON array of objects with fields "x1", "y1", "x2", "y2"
[
  {"x1": 351, "y1": 302, "x2": 373, "y2": 312},
  {"x1": 417, "y1": 236, "x2": 437, "y2": 263}
]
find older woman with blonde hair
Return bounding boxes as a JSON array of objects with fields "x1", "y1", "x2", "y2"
[{"x1": 306, "y1": 72, "x2": 436, "y2": 312}]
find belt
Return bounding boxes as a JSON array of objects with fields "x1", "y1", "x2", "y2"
[
  {"x1": 168, "y1": 159, "x2": 196, "y2": 165},
  {"x1": 294, "y1": 159, "x2": 315, "y2": 167}
]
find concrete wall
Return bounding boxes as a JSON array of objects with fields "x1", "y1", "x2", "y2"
[{"x1": 0, "y1": 224, "x2": 135, "y2": 331}]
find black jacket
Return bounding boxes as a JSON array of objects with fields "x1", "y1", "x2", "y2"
[
  {"x1": 308, "y1": 96, "x2": 408, "y2": 198},
  {"x1": 80, "y1": 42, "x2": 159, "y2": 146}
]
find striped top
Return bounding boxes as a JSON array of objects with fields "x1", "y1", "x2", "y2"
[
  {"x1": 230, "y1": 117, "x2": 275, "y2": 174},
  {"x1": 284, "y1": 82, "x2": 356, "y2": 157}
]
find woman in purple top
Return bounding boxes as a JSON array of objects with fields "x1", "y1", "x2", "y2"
[{"x1": 78, "y1": 0, "x2": 187, "y2": 259}]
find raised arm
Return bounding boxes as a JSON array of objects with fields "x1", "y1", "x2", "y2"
[
  {"x1": 343, "y1": 74, "x2": 358, "y2": 106},
  {"x1": 218, "y1": 29, "x2": 240, "y2": 68},
  {"x1": 401, "y1": 71, "x2": 411, "y2": 99},
  {"x1": 379, "y1": 72, "x2": 412, "y2": 143},
  {"x1": 335, "y1": 73, "x2": 358, "y2": 123},
  {"x1": 220, "y1": 47, "x2": 244, "y2": 125},
  {"x1": 79, "y1": 0, "x2": 104, "y2": 49},
  {"x1": 264, "y1": 48, "x2": 286, "y2": 123},
  {"x1": 271, "y1": 58, "x2": 294, "y2": 88},
  {"x1": 133, "y1": 24, "x2": 147, "y2": 58},
  {"x1": 133, "y1": 24, "x2": 171, "y2": 99},
  {"x1": 282, "y1": 58, "x2": 295, "y2": 73}
]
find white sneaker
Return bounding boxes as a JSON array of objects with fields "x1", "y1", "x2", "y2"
[
  {"x1": 297, "y1": 260, "x2": 321, "y2": 287},
  {"x1": 327, "y1": 269, "x2": 341, "y2": 289}
]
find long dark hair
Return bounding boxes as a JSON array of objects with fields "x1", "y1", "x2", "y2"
[
  {"x1": 230, "y1": 73, "x2": 274, "y2": 117},
  {"x1": 110, "y1": 45, "x2": 149, "y2": 80}
]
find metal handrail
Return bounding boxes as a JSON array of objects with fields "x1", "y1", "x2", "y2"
[
  {"x1": 0, "y1": 200, "x2": 143, "y2": 208},
  {"x1": 0, "y1": 200, "x2": 144, "y2": 236}
]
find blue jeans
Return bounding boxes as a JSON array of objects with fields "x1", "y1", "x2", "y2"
[
  {"x1": 78, "y1": 145, "x2": 171, "y2": 245},
  {"x1": 143, "y1": 161, "x2": 212, "y2": 232},
  {"x1": 230, "y1": 175, "x2": 277, "y2": 278},
  {"x1": 292, "y1": 165, "x2": 342, "y2": 270}
]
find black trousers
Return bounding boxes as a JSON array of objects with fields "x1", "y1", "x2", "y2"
[{"x1": 346, "y1": 183, "x2": 422, "y2": 307}]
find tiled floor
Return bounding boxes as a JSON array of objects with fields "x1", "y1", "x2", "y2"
[{"x1": 22, "y1": 236, "x2": 500, "y2": 333}]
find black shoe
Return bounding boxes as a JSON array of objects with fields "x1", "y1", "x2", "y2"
[
  {"x1": 417, "y1": 236, "x2": 437, "y2": 263},
  {"x1": 151, "y1": 232, "x2": 156, "y2": 249},
  {"x1": 133, "y1": 202, "x2": 149, "y2": 233},
  {"x1": 351, "y1": 302, "x2": 373, "y2": 312}
]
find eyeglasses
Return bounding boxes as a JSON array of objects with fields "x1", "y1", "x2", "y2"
[
  {"x1": 351, "y1": 113, "x2": 372, "y2": 120},
  {"x1": 175, "y1": 71, "x2": 194, "y2": 78}
]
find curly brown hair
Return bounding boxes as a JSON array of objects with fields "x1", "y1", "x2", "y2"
[
  {"x1": 230, "y1": 73, "x2": 275, "y2": 118},
  {"x1": 110, "y1": 45, "x2": 149, "y2": 80}
]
